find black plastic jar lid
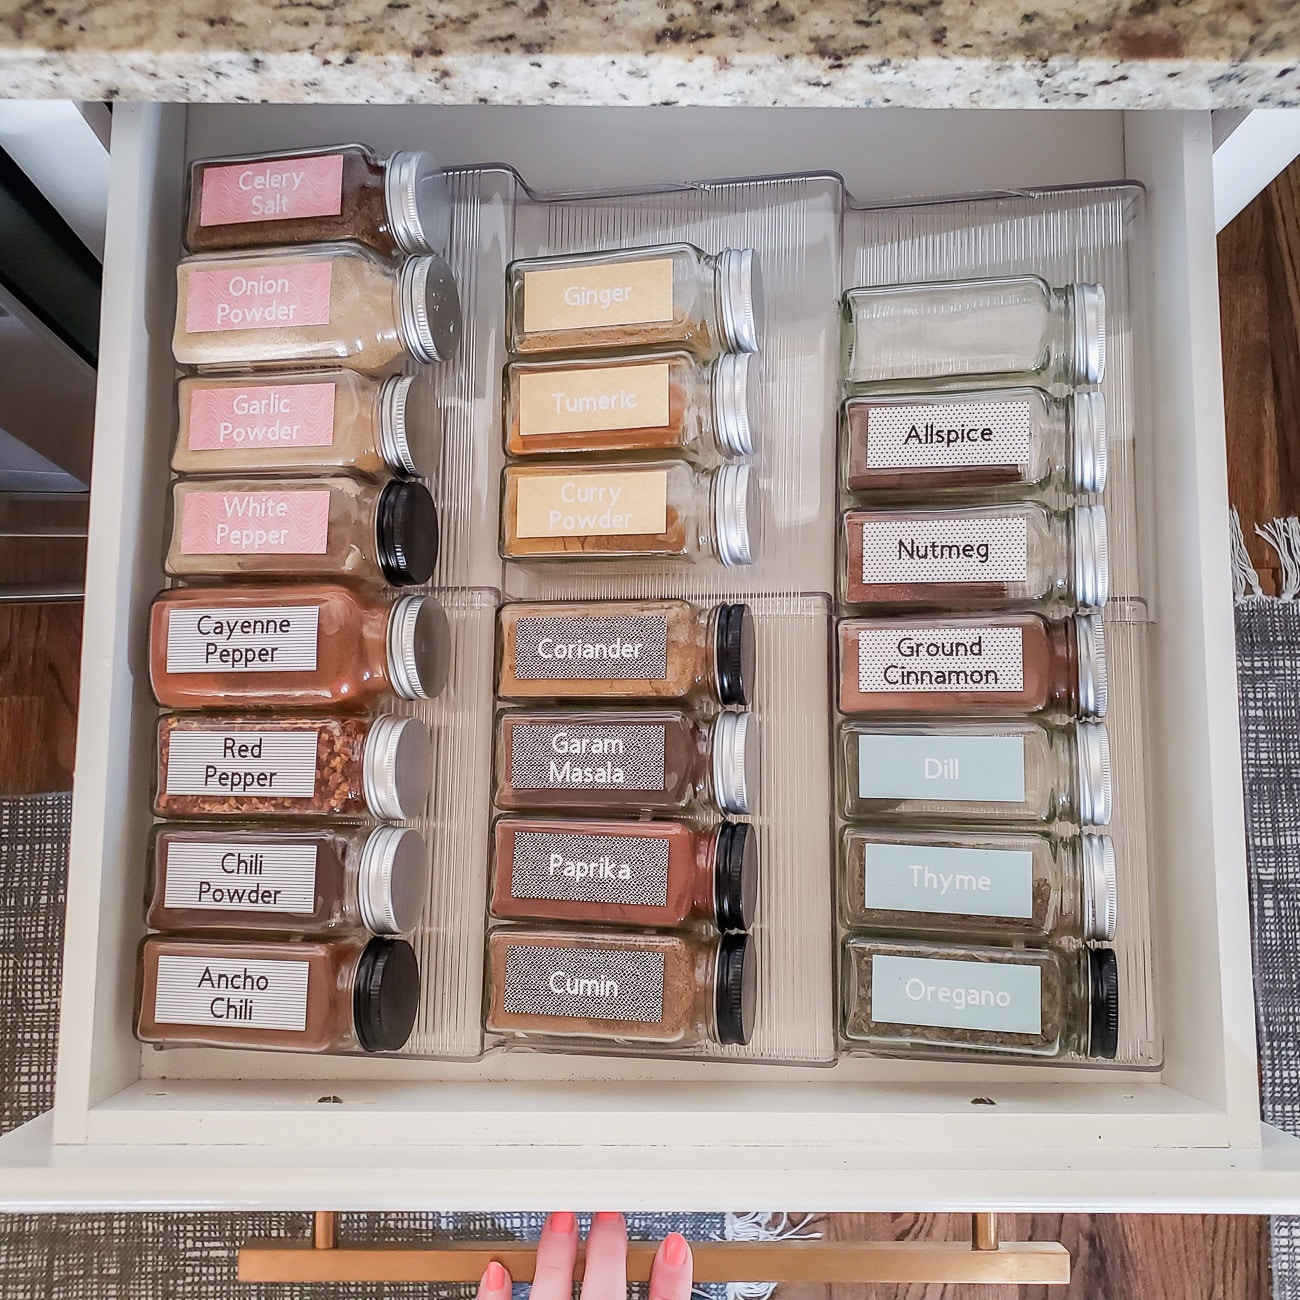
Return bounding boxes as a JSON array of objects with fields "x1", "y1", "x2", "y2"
[
  {"x1": 376, "y1": 479, "x2": 439, "y2": 586},
  {"x1": 354, "y1": 937, "x2": 421, "y2": 1053},
  {"x1": 715, "y1": 931, "x2": 756, "y2": 1046},
  {"x1": 714, "y1": 603, "x2": 755, "y2": 707},
  {"x1": 712, "y1": 821, "x2": 759, "y2": 932},
  {"x1": 1088, "y1": 946, "x2": 1119, "y2": 1060}
]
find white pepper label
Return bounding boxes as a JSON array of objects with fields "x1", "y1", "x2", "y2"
[
  {"x1": 865, "y1": 398, "x2": 1033, "y2": 469},
  {"x1": 856, "y1": 626, "x2": 1024, "y2": 694},
  {"x1": 509, "y1": 723, "x2": 667, "y2": 791},
  {"x1": 870, "y1": 954, "x2": 1042, "y2": 1035},
  {"x1": 163, "y1": 842, "x2": 318, "y2": 914},
  {"x1": 511, "y1": 832, "x2": 671, "y2": 907},
  {"x1": 503, "y1": 944, "x2": 666, "y2": 1022},
  {"x1": 512, "y1": 614, "x2": 669, "y2": 682},
  {"x1": 864, "y1": 843, "x2": 1034, "y2": 918},
  {"x1": 164, "y1": 729, "x2": 320, "y2": 798},
  {"x1": 153, "y1": 955, "x2": 310, "y2": 1031},
  {"x1": 165, "y1": 605, "x2": 320, "y2": 675},
  {"x1": 859, "y1": 517, "x2": 1029, "y2": 584}
]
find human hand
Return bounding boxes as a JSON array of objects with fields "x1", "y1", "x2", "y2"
[{"x1": 477, "y1": 1212, "x2": 693, "y2": 1300}]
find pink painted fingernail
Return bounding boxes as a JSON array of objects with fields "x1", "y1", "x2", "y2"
[
  {"x1": 594, "y1": 1212, "x2": 623, "y2": 1225},
  {"x1": 549, "y1": 1211, "x2": 576, "y2": 1234},
  {"x1": 485, "y1": 1262, "x2": 507, "y2": 1290},
  {"x1": 663, "y1": 1234, "x2": 689, "y2": 1268}
]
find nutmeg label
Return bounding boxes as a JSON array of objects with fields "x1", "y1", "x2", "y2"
[
  {"x1": 865, "y1": 398, "x2": 1033, "y2": 469},
  {"x1": 858, "y1": 516, "x2": 1029, "y2": 585},
  {"x1": 864, "y1": 843, "x2": 1034, "y2": 919},
  {"x1": 511, "y1": 831, "x2": 671, "y2": 907},
  {"x1": 502, "y1": 943, "x2": 666, "y2": 1022},
  {"x1": 857, "y1": 733, "x2": 1026, "y2": 803},
  {"x1": 856, "y1": 626, "x2": 1024, "y2": 694},
  {"x1": 165, "y1": 605, "x2": 320, "y2": 674},
  {"x1": 153, "y1": 954, "x2": 311, "y2": 1031},
  {"x1": 513, "y1": 470, "x2": 668, "y2": 539},
  {"x1": 186, "y1": 382, "x2": 337, "y2": 452},
  {"x1": 518, "y1": 362, "x2": 670, "y2": 437},
  {"x1": 508, "y1": 723, "x2": 667, "y2": 791},
  {"x1": 199, "y1": 154, "x2": 345, "y2": 227},
  {"x1": 870, "y1": 954, "x2": 1042, "y2": 1035},
  {"x1": 164, "y1": 729, "x2": 320, "y2": 798},
  {"x1": 179, "y1": 489, "x2": 330, "y2": 556},
  {"x1": 522, "y1": 259, "x2": 674, "y2": 334},
  {"x1": 163, "y1": 842, "x2": 319, "y2": 914},
  {"x1": 185, "y1": 263, "x2": 333, "y2": 333},
  {"x1": 512, "y1": 614, "x2": 669, "y2": 682}
]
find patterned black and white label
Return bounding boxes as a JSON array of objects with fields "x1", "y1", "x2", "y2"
[
  {"x1": 857, "y1": 625, "x2": 1024, "y2": 694},
  {"x1": 165, "y1": 605, "x2": 319, "y2": 674},
  {"x1": 510, "y1": 831, "x2": 671, "y2": 906},
  {"x1": 859, "y1": 516, "x2": 1029, "y2": 585},
  {"x1": 164, "y1": 729, "x2": 319, "y2": 797},
  {"x1": 865, "y1": 398, "x2": 1032, "y2": 469},
  {"x1": 153, "y1": 954, "x2": 310, "y2": 1031},
  {"x1": 162, "y1": 841, "x2": 318, "y2": 913},
  {"x1": 502, "y1": 944, "x2": 666, "y2": 1023},
  {"x1": 508, "y1": 723, "x2": 667, "y2": 791},
  {"x1": 512, "y1": 614, "x2": 669, "y2": 681}
]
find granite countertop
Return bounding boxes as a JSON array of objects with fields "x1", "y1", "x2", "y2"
[{"x1": 1, "y1": 0, "x2": 1299, "y2": 107}]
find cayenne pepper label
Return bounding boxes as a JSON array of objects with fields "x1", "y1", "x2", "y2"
[{"x1": 199, "y1": 155, "x2": 345, "y2": 227}]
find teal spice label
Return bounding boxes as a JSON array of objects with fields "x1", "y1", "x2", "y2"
[
  {"x1": 870, "y1": 953, "x2": 1043, "y2": 1035},
  {"x1": 857, "y1": 732, "x2": 1026, "y2": 803},
  {"x1": 864, "y1": 842, "x2": 1034, "y2": 918}
]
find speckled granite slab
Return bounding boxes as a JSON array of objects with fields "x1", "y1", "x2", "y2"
[{"x1": 1, "y1": 0, "x2": 1298, "y2": 106}]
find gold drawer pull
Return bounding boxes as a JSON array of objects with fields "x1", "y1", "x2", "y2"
[{"x1": 238, "y1": 1211, "x2": 1070, "y2": 1286}]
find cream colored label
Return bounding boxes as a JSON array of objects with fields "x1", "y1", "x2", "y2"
[
  {"x1": 514, "y1": 470, "x2": 668, "y2": 539},
  {"x1": 522, "y1": 259, "x2": 674, "y2": 334},
  {"x1": 518, "y1": 363, "x2": 670, "y2": 437}
]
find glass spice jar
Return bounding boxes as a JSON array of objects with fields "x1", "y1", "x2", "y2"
[
  {"x1": 494, "y1": 707, "x2": 754, "y2": 816},
  {"x1": 837, "y1": 612, "x2": 1106, "y2": 719},
  {"x1": 485, "y1": 926, "x2": 755, "y2": 1047},
  {"x1": 842, "y1": 275, "x2": 1106, "y2": 390},
  {"x1": 842, "y1": 386, "x2": 1107, "y2": 496},
  {"x1": 506, "y1": 242, "x2": 761, "y2": 359},
  {"x1": 503, "y1": 350, "x2": 754, "y2": 459},
  {"x1": 164, "y1": 475, "x2": 439, "y2": 587},
  {"x1": 490, "y1": 816, "x2": 757, "y2": 930},
  {"x1": 172, "y1": 243, "x2": 460, "y2": 374},
  {"x1": 184, "y1": 144, "x2": 451, "y2": 258},
  {"x1": 173, "y1": 369, "x2": 440, "y2": 479},
  {"x1": 497, "y1": 599, "x2": 754, "y2": 707},
  {"x1": 840, "y1": 826, "x2": 1117, "y2": 943},
  {"x1": 149, "y1": 584, "x2": 450, "y2": 710},
  {"x1": 839, "y1": 718, "x2": 1111, "y2": 827},
  {"x1": 136, "y1": 933, "x2": 421, "y2": 1054},
  {"x1": 841, "y1": 936, "x2": 1119, "y2": 1060},
  {"x1": 842, "y1": 501, "x2": 1108, "y2": 611},
  {"x1": 146, "y1": 822, "x2": 429, "y2": 937},
  {"x1": 501, "y1": 459, "x2": 755, "y2": 566},
  {"x1": 153, "y1": 712, "x2": 434, "y2": 821}
]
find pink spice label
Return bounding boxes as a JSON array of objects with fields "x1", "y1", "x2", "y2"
[
  {"x1": 198, "y1": 154, "x2": 345, "y2": 227},
  {"x1": 179, "y1": 489, "x2": 331, "y2": 555},
  {"x1": 186, "y1": 382, "x2": 337, "y2": 452},
  {"x1": 184, "y1": 262, "x2": 333, "y2": 334}
]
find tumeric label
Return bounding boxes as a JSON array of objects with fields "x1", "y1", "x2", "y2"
[
  {"x1": 518, "y1": 363, "x2": 670, "y2": 437},
  {"x1": 513, "y1": 470, "x2": 668, "y2": 539},
  {"x1": 522, "y1": 259, "x2": 674, "y2": 334}
]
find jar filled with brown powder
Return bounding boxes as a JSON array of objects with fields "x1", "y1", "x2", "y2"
[
  {"x1": 507, "y1": 243, "x2": 760, "y2": 359},
  {"x1": 486, "y1": 927, "x2": 754, "y2": 1046},
  {"x1": 498, "y1": 599, "x2": 754, "y2": 706},
  {"x1": 841, "y1": 937, "x2": 1118, "y2": 1060},
  {"x1": 136, "y1": 933, "x2": 421, "y2": 1054},
  {"x1": 504, "y1": 351, "x2": 753, "y2": 458}
]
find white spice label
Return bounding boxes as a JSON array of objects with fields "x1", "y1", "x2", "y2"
[
  {"x1": 856, "y1": 625, "x2": 1024, "y2": 694},
  {"x1": 164, "y1": 729, "x2": 319, "y2": 798},
  {"x1": 870, "y1": 954, "x2": 1042, "y2": 1036},
  {"x1": 503, "y1": 944, "x2": 666, "y2": 1023},
  {"x1": 165, "y1": 605, "x2": 320, "y2": 675},
  {"x1": 511, "y1": 831, "x2": 671, "y2": 907},
  {"x1": 865, "y1": 398, "x2": 1033, "y2": 469},
  {"x1": 859, "y1": 516, "x2": 1029, "y2": 585},
  {"x1": 163, "y1": 842, "x2": 318, "y2": 914},
  {"x1": 153, "y1": 955, "x2": 310, "y2": 1031},
  {"x1": 512, "y1": 614, "x2": 669, "y2": 682},
  {"x1": 508, "y1": 723, "x2": 667, "y2": 791}
]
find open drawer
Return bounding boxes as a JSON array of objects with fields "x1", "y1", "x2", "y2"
[{"x1": 1, "y1": 102, "x2": 1297, "y2": 1213}]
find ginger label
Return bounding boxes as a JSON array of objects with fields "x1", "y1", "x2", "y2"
[
  {"x1": 518, "y1": 363, "x2": 670, "y2": 437},
  {"x1": 522, "y1": 259, "x2": 674, "y2": 333}
]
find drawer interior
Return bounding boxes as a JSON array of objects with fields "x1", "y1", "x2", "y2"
[{"x1": 49, "y1": 105, "x2": 1259, "y2": 1163}]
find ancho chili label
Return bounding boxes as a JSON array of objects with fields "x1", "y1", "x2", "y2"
[{"x1": 153, "y1": 955, "x2": 310, "y2": 1031}]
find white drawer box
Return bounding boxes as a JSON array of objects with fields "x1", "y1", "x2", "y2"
[{"x1": 1, "y1": 103, "x2": 1295, "y2": 1212}]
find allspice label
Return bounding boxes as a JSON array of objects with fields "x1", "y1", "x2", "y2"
[
  {"x1": 522, "y1": 259, "x2": 674, "y2": 333},
  {"x1": 518, "y1": 363, "x2": 670, "y2": 437}
]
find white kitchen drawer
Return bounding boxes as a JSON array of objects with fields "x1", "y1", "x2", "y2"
[{"x1": 1, "y1": 102, "x2": 1296, "y2": 1213}]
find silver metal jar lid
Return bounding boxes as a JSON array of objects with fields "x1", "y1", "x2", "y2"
[
  {"x1": 386, "y1": 594, "x2": 451, "y2": 701},
  {"x1": 1074, "y1": 612, "x2": 1108, "y2": 719},
  {"x1": 1070, "y1": 389, "x2": 1109, "y2": 494},
  {"x1": 362, "y1": 714, "x2": 434, "y2": 821},
  {"x1": 1074, "y1": 720, "x2": 1112, "y2": 827},
  {"x1": 711, "y1": 352, "x2": 755, "y2": 456},
  {"x1": 1080, "y1": 831, "x2": 1118, "y2": 943},
  {"x1": 711, "y1": 710, "x2": 756, "y2": 815},
  {"x1": 358, "y1": 824, "x2": 429, "y2": 936},
  {"x1": 1071, "y1": 503, "x2": 1110, "y2": 609},
  {"x1": 712, "y1": 462, "x2": 756, "y2": 568},
  {"x1": 1071, "y1": 282, "x2": 1107, "y2": 386},
  {"x1": 396, "y1": 254, "x2": 462, "y2": 364},
  {"x1": 384, "y1": 150, "x2": 452, "y2": 256},
  {"x1": 717, "y1": 247, "x2": 762, "y2": 354}
]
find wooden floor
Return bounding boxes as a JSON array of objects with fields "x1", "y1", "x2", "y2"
[{"x1": 3, "y1": 157, "x2": 1300, "y2": 1299}]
